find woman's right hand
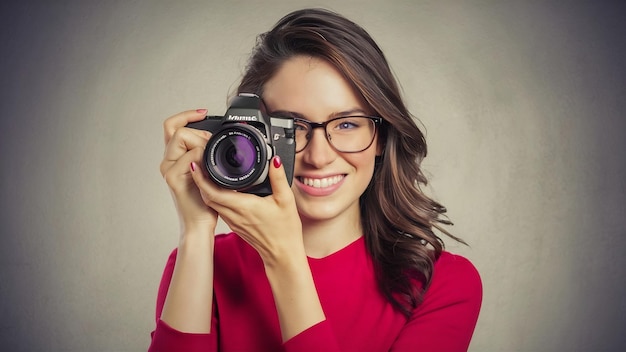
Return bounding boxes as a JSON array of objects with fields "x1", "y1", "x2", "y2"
[
  {"x1": 159, "y1": 109, "x2": 218, "y2": 235},
  {"x1": 157, "y1": 109, "x2": 219, "y2": 334}
]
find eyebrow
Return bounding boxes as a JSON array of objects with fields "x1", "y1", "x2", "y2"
[{"x1": 268, "y1": 108, "x2": 369, "y2": 120}]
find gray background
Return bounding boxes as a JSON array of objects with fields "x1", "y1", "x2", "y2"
[{"x1": 1, "y1": 0, "x2": 625, "y2": 351}]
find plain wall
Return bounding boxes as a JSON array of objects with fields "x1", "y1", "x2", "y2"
[{"x1": 1, "y1": 0, "x2": 625, "y2": 351}]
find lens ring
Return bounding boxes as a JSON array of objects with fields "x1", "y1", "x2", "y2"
[{"x1": 204, "y1": 124, "x2": 268, "y2": 189}]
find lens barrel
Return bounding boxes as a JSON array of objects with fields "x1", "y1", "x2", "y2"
[{"x1": 204, "y1": 124, "x2": 269, "y2": 190}]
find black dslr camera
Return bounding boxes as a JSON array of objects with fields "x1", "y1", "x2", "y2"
[{"x1": 186, "y1": 93, "x2": 295, "y2": 196}]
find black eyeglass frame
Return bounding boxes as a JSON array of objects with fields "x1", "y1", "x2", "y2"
[{"x1": 293, "y1": 115, "x2": 383, "y2": 153}]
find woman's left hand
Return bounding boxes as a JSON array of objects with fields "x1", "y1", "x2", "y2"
[{"x1": 189, "y1": 155, "x2": 303, "y2": 264}]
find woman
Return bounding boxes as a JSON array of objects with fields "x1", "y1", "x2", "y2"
[{"x1": 150, "y1": 8, "x2": 481, "y2": 352}]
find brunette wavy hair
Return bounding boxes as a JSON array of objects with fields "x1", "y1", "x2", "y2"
[{"x1": 236, "y1": 8, "x2": 464, "y2": 316}]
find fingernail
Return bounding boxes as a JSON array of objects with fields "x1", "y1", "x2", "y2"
[
  {"x1": 190, "y1": 162, "x2": 197, "y2": 172},
  {"x1": 196, "y1": 109, "x2": 207, "y2": 114},
  {"x1": 273, "y1": 156, "x2": 282, "y2": 168}
]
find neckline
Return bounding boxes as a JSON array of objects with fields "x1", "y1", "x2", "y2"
[{"x1": 306, "y1": 235, "x2": 365, "y2": 261}]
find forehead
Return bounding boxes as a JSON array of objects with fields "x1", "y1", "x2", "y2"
[{"x1": 261, "y1": 56, "x2": 369, "y2": 120}]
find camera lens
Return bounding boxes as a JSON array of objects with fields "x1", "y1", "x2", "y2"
[
  {"x1": 216, "y1": 135, "x2": 256, "y2": 176},
  {"x1": 204, "y1": 124, "x2": 269, "y2": 190}
]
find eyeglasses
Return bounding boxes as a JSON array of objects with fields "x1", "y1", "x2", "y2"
[{"x1": 294, "y1": 116, "x2": 382, "y2": 153}]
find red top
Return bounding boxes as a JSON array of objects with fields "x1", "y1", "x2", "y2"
[{"x1": 149, "y1": 233, "x2": 482, "y2": 351}]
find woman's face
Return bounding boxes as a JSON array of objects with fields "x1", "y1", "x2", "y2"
[{"x1": 262, "y1": 56, "x2": 380, "y2": 224}]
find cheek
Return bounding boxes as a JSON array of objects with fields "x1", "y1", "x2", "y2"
[{"x1": 345, "y1": 151, "x2": 377, "y2": 174}]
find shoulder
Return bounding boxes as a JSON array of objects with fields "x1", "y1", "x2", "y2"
[
  {"x1": 214, "y1": 232, "x2": 255, "y2": 257},
  {"x1": 416, "y1": 251, "x2": 482, "y2": 316},
  {"x1": 165, "y1": 232, "x2": 243, "y2": 259},
  {"x1": 165, "y1": 232, "x2": 253, "y2": 270},
  {"x1": 433, "y1": 252, "x2": 481, "y2": 284},
  {"x1": 215, "y1": 231, "x2": 242, "y2": 249},
  {"x1": 431, "y1": 251, "x2": 482, "y2": 297},
  {"x1": 398, "y1": 252, "x2": 482, "y2": 350},
  {"x1": 214, "y1": 232, "x2": 264, "y2": 276}
]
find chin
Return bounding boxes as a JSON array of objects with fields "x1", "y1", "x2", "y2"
[{"x1": 296, "y1": 199, "x2": 359, "y2": 224}]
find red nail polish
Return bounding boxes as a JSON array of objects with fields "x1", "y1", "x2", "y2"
[
  {"x1": 190, "y1": 162, "x2": 196, "y2": 172},
  {"x1": 273, "y1": 156, "x2": 282, "y2": 168},
  {"x1": 196, "y1": 109, "x2": 207, "y2": 114}
]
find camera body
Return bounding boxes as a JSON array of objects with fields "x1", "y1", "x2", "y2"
[{"x1": 186, "y1": 93, "x2": 295, "y2": 196}]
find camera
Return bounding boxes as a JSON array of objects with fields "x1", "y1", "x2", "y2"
[{"x1": 186, "y1": 93, "x2": 295, "y2": 196}]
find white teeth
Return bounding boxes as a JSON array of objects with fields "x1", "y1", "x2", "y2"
[{"x1": 301, "y1": 175, "x2": 344, "y2": 188}]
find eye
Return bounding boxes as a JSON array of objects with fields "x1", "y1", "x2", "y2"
[
  {"x1": 294, "y1": 121, "x2": 309, "y2": 132},
  {"x1": 333, "y1": 117, "x2": 363, "y2": 130},
  {"x1": 339, "y1": 122, "x2": 357, "y2": 129}
]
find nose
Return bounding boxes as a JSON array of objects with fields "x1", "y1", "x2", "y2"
[{"x1": 300, "y1": 128, "x2": 337, "y2": 168}]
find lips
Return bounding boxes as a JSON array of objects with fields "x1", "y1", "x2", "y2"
[{"x1": 298, "y1": 175, "x2": 345, "y2": 188}]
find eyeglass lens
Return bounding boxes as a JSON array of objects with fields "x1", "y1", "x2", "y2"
[{"x1": 294, "y1": 116, "x2": 377, "y2": 153}]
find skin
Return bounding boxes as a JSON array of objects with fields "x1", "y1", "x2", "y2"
[
  {"x1": 263, "y1": 56, "x2": 381, "y2": 258},
  {"x1": 158, "y1": 55, "x2": 380, "y2": 341}
]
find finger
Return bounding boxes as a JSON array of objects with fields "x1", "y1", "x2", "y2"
[
  {"x1": 162, "y1": 146, "x2": 206, "y2": 192},
  {"x1": 163, "y1": 109, "x2": 207, "y2": 145},
  {"x1": 163, "y1": 127, "x2": 210, "y2": 161},
  {"x1": 160, "y1": 128, "x2": 209, "y2": 176},
  {"x1": 162, "y1": 147, "x2": 219, "y2": 228},
  {"x1": 268, "y1": 155, "x2": 294, "y2": 204},
  {"x1": 188, "y1": 158, "x2": 227, "y2": 205},
  {"x1": 188, "y1": 160, "x2": 248, "y2": 218}
]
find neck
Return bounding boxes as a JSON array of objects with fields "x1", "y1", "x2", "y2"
[{"x1": 300, "y1": 210, "x2": 363, "y2": 259}]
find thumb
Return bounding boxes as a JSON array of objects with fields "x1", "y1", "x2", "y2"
[{"x1": 268, "y1": 155, "x2": 292, "y2": 202}]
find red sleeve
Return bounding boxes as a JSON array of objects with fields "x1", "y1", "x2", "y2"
[
  {"x1": 148, "y1": 249, "x2": 218, "y2": 352},
  {"x1": 391, "y1": 253, "x2": 483, "y2": 352}
]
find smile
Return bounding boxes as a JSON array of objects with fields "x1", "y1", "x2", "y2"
[{"x1": 299, "y1": 175, "x2": 345, "y2": 188}]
